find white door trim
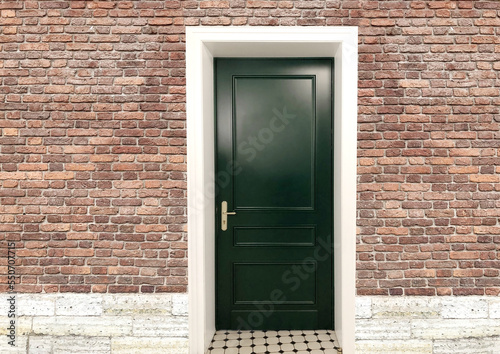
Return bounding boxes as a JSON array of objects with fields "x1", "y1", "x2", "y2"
[{"x1": 186, "y1": 27, "x2": 358, "y2": 354}]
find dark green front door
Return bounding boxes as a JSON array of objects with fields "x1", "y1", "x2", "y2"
[{"x1": 215, "y1": 59, "x2": 333, "y2": 330}]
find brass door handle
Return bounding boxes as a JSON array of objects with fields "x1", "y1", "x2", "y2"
[{"x1": 221, "y1": 201, "x2": 236, "y2": 231}]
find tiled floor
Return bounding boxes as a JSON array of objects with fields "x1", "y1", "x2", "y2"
[{"x1": 207, "y1": 330, "x2": 341, "y2": 354}]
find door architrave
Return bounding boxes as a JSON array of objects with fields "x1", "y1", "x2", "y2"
[{"x1": 186, "y1": 26, "x2": 358, "y2": 354}]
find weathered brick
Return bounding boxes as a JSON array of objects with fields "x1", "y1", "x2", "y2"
[
  {"x1": 148, "y1": 18, "x2": 174, "y2": 25},
  {"x1": 200, "y1": 1, "x2": 230, "y2": 8},
  {"x1": 20, "y1": 43, "x2": 50, "y2": 51},
  {"x1": 371, "y1": 19, "x2": 396, "y2": 27}
]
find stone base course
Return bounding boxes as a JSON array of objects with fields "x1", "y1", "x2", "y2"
[
  {"x1": 3, "y1": 294, "x2": 500, "y2": 353},
  {"x1": 0, "y1": 293, "x2": 188, "y2": 354},
  {"x1": 356, "y1": 296, "x2": 500, "y2": 354}
]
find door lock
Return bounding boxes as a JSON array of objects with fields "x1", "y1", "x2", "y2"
[{"x1": 221, "y1": 201, "x2": 236, "y2": 231}]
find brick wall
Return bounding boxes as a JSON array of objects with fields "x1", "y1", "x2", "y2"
[
  {"x1": 0, "y1": 1, "x2": 499, "y2": 295},
  {"x1": 355, "y1": 0, "x2": 500, "y2": 297},
  {"x1": 0, "y1": 0, "x2": 188, "y2": 293}
]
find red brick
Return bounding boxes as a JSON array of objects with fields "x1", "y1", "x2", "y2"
[
  {"x1": 45, "y1": 172, "x2": 74, "y2": 180},
  {"x1": 371, "y1": 19, "x2": 396, "y2": 26},
  {"x1": 1, "y1": 9, "x2": 15, "y2": 17},
  {"x1": 447, "y1": 44, "x2": 478, "y2": 52},
  {"x1": 19, "y1": 43, "x2": 49, "y2": 51},
  {"x1": 405, "y1": 270, "x2": 436, "y2": 278},
  {"x1": 470, "y1": 87, "x2": 500, "y2": 96},
  {"x1": 45, "y1": 86, "x2": 74, "y2": 94},
  {"x1": 470, "y1": 175, "x2": 499, "y2": 183},
  {"x1": 294, "y1": 1, "x2": 324, "y2": 9},
  {"x1": 148, "y1": 18, "x2": 174, "y2": 26},
  {"x1": 400, "y1": 80, "x2": 430, "y2": 88},
  {"x1": 200, "y1": 1, "x2": 230, "y2": 8},
  {"x1": 66, "y1": 43, "x2": 98, "y2": 51},
  {"x1": 450, "y1": 251, "x2": 480, "y2": 260},
  {"x1": 114, "y1": 77, "x2": 145, "y2": 86}
]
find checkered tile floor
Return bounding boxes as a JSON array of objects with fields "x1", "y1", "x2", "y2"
[{"x1": 207, "y1": 330, "x2": 341, "y2": 354}]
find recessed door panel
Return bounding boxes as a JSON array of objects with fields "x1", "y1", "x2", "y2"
[
  {"x1": 234, "y1": 226, "x2": 315, "y2": 247},
  {"x1": 233, "y1": 77, "x2": 315, "y2": 210},
  {"x1": 233, "y1": 262, "x2": 317, "y2": 304},
  {"x1": 231, "y1": 311, "x2": 318, "y2": 331}
]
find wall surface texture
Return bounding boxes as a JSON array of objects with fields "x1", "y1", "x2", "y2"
[
  {"x1": 0, "y1": 293, "x2": 188, "y2": 354},
  {"x1": 0, "y1": 0, "x2": 189, "y2": 294},
  {"x1": 1, "y1": 0, "x2": 500, "y2": 352},
  {"x1": 356, "y1": 296, "x2": 500, "y2": 353},
  {"x1": 1, "y1": 0, "x2": 499, "y2": 296}
]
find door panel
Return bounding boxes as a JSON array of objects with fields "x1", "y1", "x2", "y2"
[
  {"x1": 234, "y1": 76, "x2": 315, "y2": 209},
  {"x1": 234, "y1": 226, "x2": 316, "y2": 247},
  {"x1": 230, "y1": 311, "x2": 318, "y2": 331},
  {"x1": 215, "y1": 58, "x2": 333, "y2": 330},
  {"x1": 234, "y1": 262, "x2": 316, "y2": 304}
]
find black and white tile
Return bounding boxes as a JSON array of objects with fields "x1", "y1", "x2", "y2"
[{"x1": 207, "y1": 330, "x2": 341, "y2": 354}]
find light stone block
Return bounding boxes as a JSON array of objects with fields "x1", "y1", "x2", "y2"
[
  {"x1": 488, "y1": 298, "x2": 500, "y2": 319},
  {"x1": 371, "y1": 297, "x2": 441, "y2": 319},
  {"x1": 111, "y1": 336, "x2": 188, "y2": 354},
  {"x1": 0, "y1": 294, "x2": 15, "y2": 314},
  {"x1": 433, "y1": 338, "x2": 499, "y2": 354},
  {"x1": 0, "y1": 316, "x2": 32, "y2": 336},
  {"x1": 56, "y1": 294, "x2": 103, "y2": 316},
  {"x1": 411, "y1": 319, "x2": 500, "y2": 340},
  {"x1": 441, "y1": 297, "x2": 488, "y2": 319},
  {"x1": 355, "y1": 297, "x2": 372, "y2": 319},
  {"x1": 103, "y1": 294, "x2": 171, "y2": 316},
  {"x1": 355, "y1": 319, "x2": 411, "y2": 340},
  {"x1": 0, "y1": 333, "x2": 28, "y2": 354},
  {"x1": 132, "y1": 315, "x2": 188, "y2": 337},
  {"x1": 28, "y1": 335, "x2": 53, "y2": 354},
  {"x1": 355, "y1": 340, "x2": 432, "y2": 354},
  {"x1": 33, "y1": 316, "x2": 132, "y2": 336},
  {"x1": 490, "y1": 336, "x2": 500, "y2": 351},
  {"x1": 172, "y1": 294, "x2": 188, "y2": 316},
  {"x1": 18, "y1": 294, "x2": 55, "y2": 316},
  {"x1": 52, "y1": 336, "x2": 111, "y2": 354}
]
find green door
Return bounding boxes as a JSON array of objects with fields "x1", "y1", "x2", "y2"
[{"x1": 215, "y1": 59, "x2": 333, "y2": 330}]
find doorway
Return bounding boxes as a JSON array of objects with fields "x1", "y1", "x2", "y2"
[
  {"x1": 186, "y1": 26, "x2": 358, "y2": 354},
  {"x1": 215, "y1": 59, "x2": 334, "y2": 330}
]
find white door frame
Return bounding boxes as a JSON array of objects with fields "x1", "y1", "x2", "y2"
[{"x1": 186, "y1": 27, "x2": 358, "y2": 354}]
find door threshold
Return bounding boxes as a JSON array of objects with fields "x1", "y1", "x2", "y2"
[{"x1": 207, "y1": 329, "x2": 341, "y2": 354}]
